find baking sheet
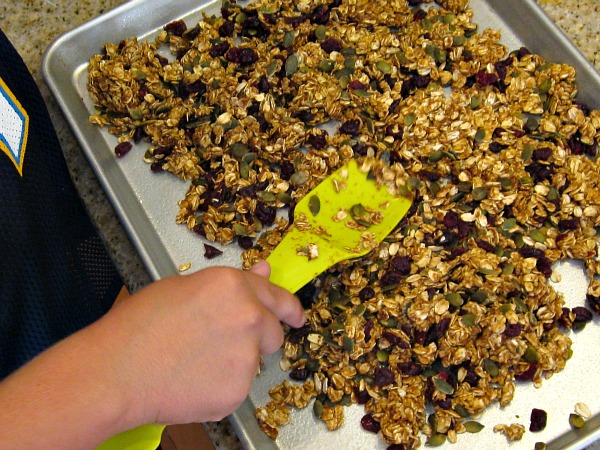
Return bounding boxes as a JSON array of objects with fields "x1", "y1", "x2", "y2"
[{"x1": 42, "y1": 0, "x2": 600, "y2": 448}]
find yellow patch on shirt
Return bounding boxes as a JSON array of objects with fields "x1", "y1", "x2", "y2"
[{"x1": 0, "y1": 75, "x2": 29, "y2": 176}]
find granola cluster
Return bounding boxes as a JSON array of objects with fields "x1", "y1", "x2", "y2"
[{"x1": 87, "y1": 0, "x2": 600, "y2": 448}]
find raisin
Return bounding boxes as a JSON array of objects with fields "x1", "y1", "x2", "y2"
[
  {"x1": 114, "y1": 141, "x2": 132, "y2": 157},
  {"x1": 203, "y1": 243, "x2": 223, "y2": 259}
]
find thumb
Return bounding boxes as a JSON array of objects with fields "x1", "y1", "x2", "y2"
[{"x1": 249, "y1": 260, "x2": 271, "y2": 279}]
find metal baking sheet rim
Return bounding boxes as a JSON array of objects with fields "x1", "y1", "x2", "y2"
[{"x1": 42, "y1": 1, "x2": 600, "y2": 449}]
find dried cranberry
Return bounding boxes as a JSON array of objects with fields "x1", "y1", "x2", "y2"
[
  {"x1": 339, "y1": 119, "x2": 360, "y2": 135},
  {"x1": 353, "y1": 387, "x2": 371, "y2": 404},
  {"x1": 307, "y1": 133, "x2": 327, "y2": 150},
  {"x1": 587, "y1": 294, "x2": 600, "y2": 315},
  {"x1": 114, "y1": 141, "x2": 133, "y2": 157},
  {"x1": 320, "y1": 37, "x2": 342, "y2": 53},
  {"x1": 532, "y1": 147, "x2": 552, "y2": 161},
  {"x1": 529, "y1": 408, "x2": 547, "y2": 432},
  {"x1": 443, "y1": 210, "x2": 460, "y2": 228},
  {"x1": 397, "y1": 362, "x2": 423, "y2": 376},
  {"x1": 536, "y1": 256, "x2": 553, "y2": 278},
  {"x1": 503, "y1": 323, "x2": 522, "y2": 338},
  {"x1": 240, "y1": 13, "x2": 271, "y2": 40},
  {"x1": 209, "y1": 41, "x2": 230, "y2": 58},
  {"x1": 387, "y1": 445, "x2": 407, "y2": 450},
  {"x1": 519, "y1": 246, "x2": 545, "y2": 259},
  {"x1": 279, "y1": 161, "x2": 295, "y2": 180},
  {"x1": 225, "y1": 47, "x2": 259, "y2": 66},
  {"x1": 297, "y1": 283, "x2": 317, "y2": 309},
  {"x1": 349, "y1": 80, "x2": 368, "y2": 91},
  {"x1": 373, "y1": 367, "x2": 395, "y2": 387},
  {"x1": 287, "y1": 325, "x2": 310, "y2": 344},
  {"x1": 218, "y1": 20, "x2": 235, "y2": 37},
  {"x1": 389, "y1": 255, "x2": 412, "y2": 275},
  {"x1": 515, "y1": 363, "x2": 537, "y2": 381},
  {"x1": 572, "y1": 306, "x2": 593, "y2": 323},
  {"x1": 517, "y1": 47, "x2": 532, "y2": 59},
  {"x1": 488, "y1": 142, "x2": 504, "y2": 154},
  {"x1": 420, "y1": 169, "x2": 441, "y2": 181},
  {"x1": 476, "y1": 239, "x2": 495, "y2": 253},
  {"x1": 359, "y1": 286, "x2": 375, "y2": 301},
  {"x1": 413, "y1": 8, "x2": 427, "y2": 21},
  {"x1": 165, "y1": 19, "x2": 187, "y2": 36},
  {"x1": 415, "y1": 74, "x2": 431, "y2": 89},
  {"x1": 558, "y1": 217, "x2": 580, "y2": 231},
  {"x1": 133, "y1": 126, "x2": 146, "y2": 143},
  {"x1": 364, "y1": 320, "x2": 374, "y2": 341},
  {"x1": 309, "y1": 4, "x2": 330, "y2": 24},
  {"x1": 408, "y1": 0, "x2": 423, "y2": 6},
  {"x1": 237, "y1": 235, "x2": 254, "y2": 250},
  {"x1": 293, "y1": 110, "x2": 316, "y2": 124},
  {"x1": 179, "y1": 79, "x2": 206, "y2": 99},
  {"x1": 475, "y1": 70, "x2": 499, "y2": 86},
  {"x1": 380, "y1": 271, "x2": 402, "y2": 287},
  {"x1": 255, "y1": 202, "x2": 276, "y2": 226},
  {"x1": 360, "y1": 414, "x2": 381, "y2": 433},
  {"x1": 289, "y1": 368, "x2": 309, "y2": 381},
  {"x1": 203, "y1": 243, "x2": 223, "y2": 259}
]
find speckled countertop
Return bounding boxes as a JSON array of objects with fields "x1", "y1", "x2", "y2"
[{"x1": 1, "y1": 1, "x2": 598, "y2": 449}]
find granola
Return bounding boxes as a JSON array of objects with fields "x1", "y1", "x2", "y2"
[{"x1": 87, "y1": 0, "x2": 600, "y2": 448}]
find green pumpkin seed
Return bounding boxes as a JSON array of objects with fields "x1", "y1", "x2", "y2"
[
  {"x1": 129, "y1": 108, "x2": 143, "y2": 121},
  {"x1": 446, "y1": 292, "x2": 464, "y2": 307},
  {"x1": 313, "y1": 399, "x2": 324, "y2": 418},
  {"x1": 285, "y1": 54, "x2": 299, "y2": 76},
  {"x1": 452, "y1": 35, "x2": 467, "y2": 46},
  {"x1": 309, "y1": 195, "x2": 321, "y2": 216},
  {"x1": 290, "y1": 171, "x2": 308, "y2": 186},
  {"x1": 376, "y1": 60, "x2": 392, "y2": 74},
  {"x1": 256, "y1": 191, "x2": 276, "y2": 203},
  {"x1": 426, "y1": 433, "x2": 446, "y2": 447},
  {"x1": 353, "y1": 304, "x2": 366, "y2": 317},
  {"x1": 530, "y1": 229, "x2": 546, "y2": 243},
  {"x1": 239, "y1": 160, "x2": 250, "y2": 179},
  {"x1": 538, "y1": 78, "x2": 552, "y2": 94},
  {"x1": 231, "y1": 142, "x2": 250, "y2": 160},
  {"x1": 434, "y1": 377, "x2": 454, "y2": 395},
  {"x1": 523, "y1": 345, "x2": 540, "y2": 363},
  {"x1": 514, "y1": 297, "x2": 528, "y2": 313},
  {"x1": 340, "y1": 47, "x2": 356, "y2": 57},
  {"x1": 464, "y1": 421, "x2": 485, "y2": 433},
  {"x1": 404, "y1": 114, "x2": 415, "y2": 126},
  {"x1": 133, "y1": 69, "x2": 147, "y2": 80},
  {"x1": 235, "y1": 11, "x2": 247, "y2": 24},
  {"x1": 521, "y1": 143, "x2": 534, "y2": 161},
  {"x1": 454, "y1": 404, "x2": 469, "y2": 418},
  {"x1": 470, "y1": 96, "x2": 482, "y2": 109},
  {"x1": 472, "y1": 187, "x2": 488, "y2": 201},
  {"x1": 318, "y1": 58, "x2": 335, "y2": 73},
  {"x1": 428, "y1": 150, "x2": 444, "y2": 163},
  {"x1": 277, "y1": 192, "x2": 292, "y2": 204},
  {"x1": 483, "y1": 359, "x2": 499, "y2": 377},
  {"x1": 534, "y1": 443, "x2": 547, "y2": 450},
  {"x1": 351, "y1": 203, "x2": 367, "y2": 219},
  {"x1": 569, "y1": 413, "x2": 585, "y2": 429},
  {"x1": 260, "y1": 4, "x2": 278, "y2": 14},
  {"x1": 502, "y1": 217, "x2": 517, "y2": 231},
  {"x1": 461, "y1": 313, "x2": 476, "y2": 327},
  {"x1": 471, "y1": 290, "x2": 488, "y2": 304},
  {"x1": 500, "y1": 177, "x2": 512, "y2": 190},
  {"x1": 474, "y1": 128, "x2": 486, "y2": 142},
  {"x1": 266, "y1": 60, "x2": 279, "y2": 76},
  {"x1": 343, "y1": 335, "x2": 355, "y2": 352},
  {"x1": 353, "y1": 89, "x2": 370, "y2": 98},
  {"x1": 526, "y1": 115, "x2": 540, "y2": 131},
  {"x1": 283, "y1": 31, "x2": 295, "y2": 48},
  {"x1": 501, "y1": 262, "x2": 515, "y2": 276},
  {"x1": 376, "y1": 349, "x2": 389, "y2": 363},
  {"x1": 334, "y1": 67, "x2": 354, "y2": 79},
  {"x1": 233, "y1": 222, "x2": 249, "y2": 236},
  {"x1": 546, "y1": 186, "x2": 559, "y2": 201},
  {"x1": 315, "y1": 25, "x2": 327, "y2": 41}
]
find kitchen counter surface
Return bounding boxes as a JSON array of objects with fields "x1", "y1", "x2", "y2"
[{"x1": 1, "y1": 1, "x2": 598, "y2": 448}]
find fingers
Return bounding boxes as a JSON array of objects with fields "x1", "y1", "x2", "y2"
[{"x1": 249, "y1": 261, "x2": 306, "y2": 329}]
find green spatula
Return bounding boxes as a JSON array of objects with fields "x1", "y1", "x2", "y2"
[{"x1": 95, "y1": 158, "x2": 412, "y2": 450}]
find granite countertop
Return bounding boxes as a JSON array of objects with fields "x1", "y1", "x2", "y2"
[{"x1": 1, "y1": 1, "x2": 598, "y2": 449}]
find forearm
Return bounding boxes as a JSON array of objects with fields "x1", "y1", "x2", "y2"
[{"x1": 0, "y1": 319, "x2": 139, "y2": 450}]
